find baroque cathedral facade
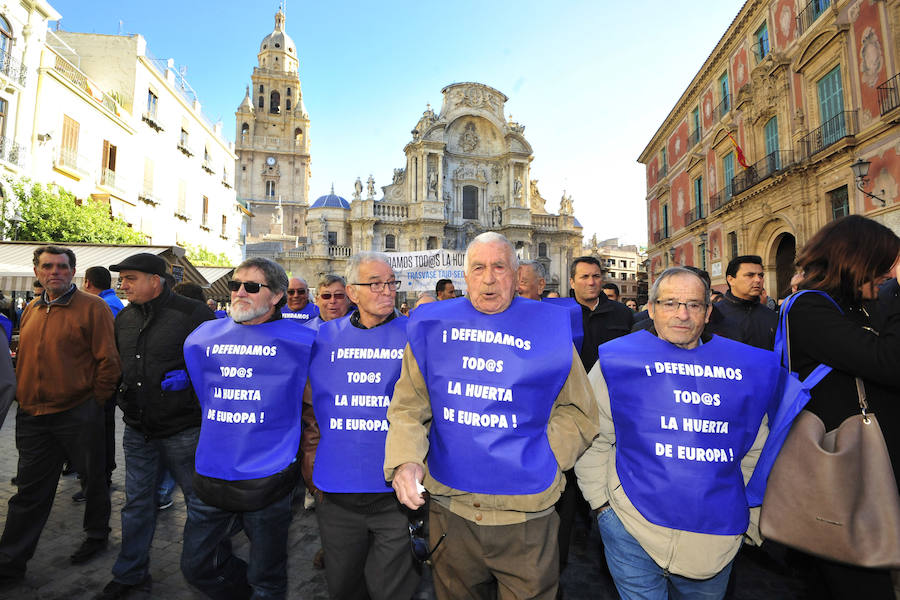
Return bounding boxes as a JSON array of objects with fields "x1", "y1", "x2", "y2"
[{"x1": 238, "y1": 14, "x2": 583, "y2": 295}]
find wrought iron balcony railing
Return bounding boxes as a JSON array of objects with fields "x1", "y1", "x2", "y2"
[
  {"x1": 731, "y1": 150, "x2": 795, "y2": 196},
  {"x1": 652, "y1": 228, "x2": 670, "y2": 244},
  {"x1": 685, "y1": 204, "x2": 706, "y2": 226},
  {"x1": 799, "y1": 111, "x2": 856, "y2": 158},
  {"x1": 0, "y1": 49, "x2": 26, "y2": 87},
  {"x1": 714, "y1": 95, "x2": 730, "y2": 120},
  {"x1": 877, "y1": 72, "x2": 900, "y2": 116},
  {"x1": 0, "y1": 136, "x2": 23, "y2": 166},
  {"x1": 797, "y1": 0, "x2": 831, "y2": 36},
  {"x1": 688, "y1": 128, "x2": 701, "y2": 147},
  {"x1": 709, "y1": 183, "x2": 735, "y2": 212}
]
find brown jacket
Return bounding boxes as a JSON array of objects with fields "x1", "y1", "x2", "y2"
[
  {"x1": 384, "y1": 345, "x2": 599, "y2": 525},
  {"x1": 16, "y1": 288, "x2": 121, "y2": 416}
]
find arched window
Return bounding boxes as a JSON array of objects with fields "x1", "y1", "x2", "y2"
[
  {"x1": 385, "y1": 234, "x2": 396, "y2": 250},
  {"x1": 462, "y1": 185, "x2": 478, "y2": 220},
  {"x1": 241, "y1": 123, "x2": 249, "y2": 137},
  {"x1": 286, "y1": 97, "x2": 291, "y2": 111},
  {"x1": 294, "y1": 128, "x2": 303, "y2": 142},
  {"x1": 538, "y1": 243, "x2": 548, "y2": 258},
  {"x1": 0, "y1": 17, "x2": 12, "y2": 56},
  {"x1": 269, "y1": 90, "x2": 280, "y2": 114},
  {"x1": 258, "y1": 96, "x2": 264, "y2": 109},
  {"x1": 258, "y1": 84, "x2": 264, "y2": 94},
  {"x1": 427, "y1": 236, "x2": 438, "y2": 250}
]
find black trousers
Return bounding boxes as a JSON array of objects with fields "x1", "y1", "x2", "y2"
[{"x1": 0, "y1": 400, "x2": 110, "y2": 576}]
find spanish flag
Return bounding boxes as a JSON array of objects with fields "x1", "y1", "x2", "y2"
[{"x1": 728, "y1": 131, "x2": 749, "y2": 168}]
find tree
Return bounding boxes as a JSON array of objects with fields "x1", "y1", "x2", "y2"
[
  {"x1": 183, "y1": 243, "x2": 233, "y2": 267},
  {"x1": 1, "y1": 177, "x2": 146, "y2": 244}
]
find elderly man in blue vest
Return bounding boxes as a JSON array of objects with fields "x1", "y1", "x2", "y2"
[
  {"x1": 575, "y1": 266, "x2": 784, "y2": 600},
  {"x1": 385, "y1": 232, "x2": 599, "y2": 599},
  {"x1": 303, "y1": 253, "x2": 419, "y2": 600},
  {"x1": 180, "y1": 257, "x2": 316, "y2": 599}
]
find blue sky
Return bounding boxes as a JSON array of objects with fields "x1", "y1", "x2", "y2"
[{"x1": 49, "y1": 0, "x2": 744, "y2": 246}]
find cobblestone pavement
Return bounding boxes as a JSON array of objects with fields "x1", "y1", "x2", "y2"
[{"x1": 0, "y1": 408, "x2": 821, "y2": 599}]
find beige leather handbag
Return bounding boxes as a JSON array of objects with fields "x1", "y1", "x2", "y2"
[{"x1": 760, "y1": 332, "x2": 900, "y2": 568}]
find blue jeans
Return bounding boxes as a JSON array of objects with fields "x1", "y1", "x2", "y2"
[
  {"x1": 112, "y1": 425, "x2": 200, "y2": 585},
  {"x1": 181, "y1": 492, "x2": 293, "y2": 600},
  {"x1": 597, "y1": 508, "x2": 733, "y2": 600}
]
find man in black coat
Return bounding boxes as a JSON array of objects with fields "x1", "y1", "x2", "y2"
[
  {"x1": 96, "y1": 253, "x2": 213, "y2": 600},
  {"x1": 716, "y1": 255, "x2": 777, "y2": 350},
  {"x1": 570, "y1": 257, "x2": 634, "y2": 372}
]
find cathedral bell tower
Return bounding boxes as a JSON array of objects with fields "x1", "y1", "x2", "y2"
[{"x1": 235, "y1": 9, "x2": 311, "y2": 244}]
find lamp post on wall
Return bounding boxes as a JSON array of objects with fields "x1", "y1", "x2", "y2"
[
  {"x1": 9, "y1": 211, "x2": 23, "y2": 241},
  {"x1": 850, "y1": 158, "x2": 886, "y2": 206}
]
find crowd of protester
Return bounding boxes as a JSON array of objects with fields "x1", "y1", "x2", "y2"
[{"x1": 0, "y1": 212, "x2": 897, "y2": 600}]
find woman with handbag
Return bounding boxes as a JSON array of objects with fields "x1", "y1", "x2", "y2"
[{"x1": 782, "y1": 214, "x2": 900, "y2": 599}]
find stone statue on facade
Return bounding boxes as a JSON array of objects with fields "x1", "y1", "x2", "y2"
[
  {"x1": 428, "y1": 170, "x2": 438, "y2": 197},
  {"x1": 514, "y1": 178, "x2": 523, "y2": 200},
  {"x1": 366, "y1": 175, "x2": 376, "y2": 199},
  {"x1": 353, "y1": 177, "x2": 363, "y2": 201},
  {"x1": 392, "y1": 168, "x2": 405, "y2": 184}
]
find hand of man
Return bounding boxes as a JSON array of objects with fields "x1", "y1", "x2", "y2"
[{"x1": 392, "y1": 462, "x2": 426, "y2": 509}]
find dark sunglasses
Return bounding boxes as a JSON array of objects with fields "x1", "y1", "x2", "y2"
[
  {"x1": 228, "y1": 280, "x2": 271, "y2": 294},
  {"x1": 286, "y1": 289, "x2": 308, "y2": 296},
  {"x1": 409, "y1": 519, "x2": 446, "y2": 563},
  {"x1": 319, "y1": 292, "x2": 345, "y2": 300}
]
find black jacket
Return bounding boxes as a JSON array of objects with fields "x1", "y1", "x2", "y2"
[
  {"x1": 578, "y1": 295, "x2": 634, "y2": 372},
  {"x1": 115, "y1": 287, "x2": 214, "y2": 437},
  {"x1": 786, "y1": 291, "x2": 900, "y2": 484},
  {"x1": 715, "y1": 290, "x2": 778, "y2": 350}
]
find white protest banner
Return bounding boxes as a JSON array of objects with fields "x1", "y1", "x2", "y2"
[{"x1": 384, "y1": 250, "x2": 467, "y2": 293}]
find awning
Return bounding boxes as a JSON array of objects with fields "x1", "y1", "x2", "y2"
[
  {"x1": 196, "y1": 266, "x2": 235, "y2": 302},
  {"x1": 0, "y1": 242, "x2": 210, "y2": 293}
]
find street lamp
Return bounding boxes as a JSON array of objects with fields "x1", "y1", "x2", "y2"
[
  {"x1": 8, "y1": 211, "x2": 23, "y2": 240},
  {"x1": 850, "y1": 158, "x2": 886, "y2": 206}
]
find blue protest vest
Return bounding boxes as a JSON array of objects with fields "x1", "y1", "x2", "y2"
[
  {"x1": 184, "y1": 317, "x2": 316, "y2": 481},
  {"x1": 407, "y1": 296, "x2": 572, "y2": 494},
  {"x1": 599, "y1": 330, "x2": 782, "y2": 535},
  {"x1": 281, "y1": 303, "x2": 319, "y2": 321},
  {"x1": 309, "y1": 313, "x2": 408, "y2": 492},
  {"x1": 543, "y1": 297, "x2": 584, "y2": 353}
]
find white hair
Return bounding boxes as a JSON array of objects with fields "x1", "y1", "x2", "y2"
[
  {"x1": 464, "y1": 232, "x2": 519, "y2": 274},
  {"x1": 345, "y1": 251, "x2": 393, "y2": 284}
]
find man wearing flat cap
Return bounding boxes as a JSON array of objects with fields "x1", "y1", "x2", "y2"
[{"x1": 97, "y1": 253, "x2": 214, "y2": 599}]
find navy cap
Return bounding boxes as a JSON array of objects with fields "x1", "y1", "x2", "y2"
[{"x1": 109, "y1": 253, "x2": 168, "y2": 277}]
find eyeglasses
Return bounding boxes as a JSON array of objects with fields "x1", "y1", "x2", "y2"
[
  {"x1": 654, "y1": 299, "x2": 707, "y2": 314},
  {"x1": 228, "y1": 280, "x2": 271, "y2": 294},
  {"x1": 286, "y1": 289, "x2": 308, "y2": 296},
  {"x1": 319, "y1": 292, "x2": 346, "y2": 300},
  {"x1": 408, "y1": 519, "x2": 446, "y2": 563},
  {"x1": 353, "y1": 280, "x2": 400, "y2": 293}
]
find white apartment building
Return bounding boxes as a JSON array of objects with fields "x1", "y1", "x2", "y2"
[
  {"x1": 25, "y1": 26, "x2": 242, "y2": 263},
  {"x1": 0, "y1": 1, "x2": 59, "y2": 182}
]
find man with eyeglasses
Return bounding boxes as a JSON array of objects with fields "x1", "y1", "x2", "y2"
[
  {"x1": 281, "y1": 276, "x2": 319, "y2": 322},
  {"x1": 385, "y1": 232, "x2": 599, "y2": 600},
  {"x1": 575, "y1": 266, "x2": 788, "y2": 600},
  {"x1": 181, "y1": 257, "x2": 316, "y2": 599},
  {"x1": 302, "y1": 252, "x2": 419, "y2": 600},
  {"x1": 303, "y1": 274, "x2": 352, "y2": 331},
  {"x1": 97, "y1": 253, "x2": 213, "y2": 599}
]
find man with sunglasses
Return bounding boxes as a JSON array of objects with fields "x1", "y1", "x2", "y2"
[
  {"x1": 181, "y1": 257, "x2": 316, "y2": 599},
  {"x1": 303, "y1": 252, "x2": 419, "y2": 600},
  {"x1": 303, "y1": 274, "x2": 352, "y2": 331},
  {"x1": 385, "y1": 232, "x2": 599, "y2": 600},
  {"x1": 281, "y1": 276, "x2": 319, "y2": 322},
  {"x1": 97, "y1": 253, "x2": 213, "y2": 599}
]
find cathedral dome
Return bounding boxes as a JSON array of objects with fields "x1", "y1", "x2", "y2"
[
  {"x1": 311, "y1": 188, "x2": 350, "y2": 209},
  {"x1": 259, "y1": 11, "x2": 297, "y2": 58}
]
